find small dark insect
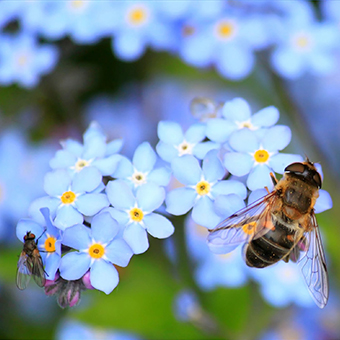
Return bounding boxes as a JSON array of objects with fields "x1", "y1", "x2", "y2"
[
  {"x1": 16, "y1": 231, "x2": 46, "y2": 290},
  {"x1": 208, "y1": 160, "x2": 329, "y2": 308}
]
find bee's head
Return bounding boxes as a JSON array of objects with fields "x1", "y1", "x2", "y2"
[{"x1": 285, "y1": 161, "x2": 322, "y2": 189}]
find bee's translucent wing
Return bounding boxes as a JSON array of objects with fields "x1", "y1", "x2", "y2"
[
  {"x1": 298, "y1": 213, "x2": 329, "y2": 308},
  {"x1": 207, "y1": 191, "x2": 278, "y2": 254},
  {"x1": 16, "y1": 253, "x2": 32, "y2": 290},
  {"x1": 31, "y1": 250, "x2": 46, "y2": 288}
]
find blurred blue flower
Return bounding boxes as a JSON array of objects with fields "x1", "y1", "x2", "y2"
[
  {"x1": 29, "y1": 167, "x2": 109, "y2": 230},
  {"x1": 166, "y1": 150, "x2": 247, "y2": 228},
  {"x1": 173, "y1": 289, "x2": 202, "y2": 322},
  {"x1": 106, "y1": 180, "x2": 174, "y2": 254},
  {"x1": 156, "y1": 120, "x2": 218, "y2": 163},
  {"x1": 59, "y1": 212, "x2": 133, "y2": 294},
  {"x1": 0, "y1": 33, "x2": 58, "y2": 88},
  {"x1": 50, "y1": 121, "x2": 122, "y2": 177},
  {"x1": 114, "y1": 141, "x2": 171, "y2": 190},
  {"x1": 206, "y1": 97, "x2": 279, "y2": 143},
  {"x1": 224, "y1": 127, "x2": 303, "y2": 191}
]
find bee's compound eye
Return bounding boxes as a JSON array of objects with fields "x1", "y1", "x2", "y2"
[
  {"x1": 313, "y1": 172, "x2": 322, "y2": 188},
  {"x1": 285, "y1": 162, "x2": 305, "y2": 173}
]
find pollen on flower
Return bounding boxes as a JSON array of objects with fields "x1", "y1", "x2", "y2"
[
  {"x1": 130, "y1": 207, "x2": 144, "y2": 222},
  {"x1": 242, "y1": 221, "x2": 256, "y2": 235},
  {"x1": 45, "y1": 236, "x2": 56, "y2": 252},
  {"x1": 74, "y1": 159, "x2": 89, "y2": 172},
  {"x1": 132, "y1": 171, "x2": 147, "y2": 186},
  {"x1": 292, "y1": 32, "x2": 312, "y2": 51},
  {"x1": 196, "y1": 181, "x2": 211, "y2": 196},
  {"x1": 127, "y1": 6, "x2": 148, "y2": 26},
  {"x1": 177, "y1": 140, "x2": 194, "y2": 156},
  {"x1": 237, "y1": 119, "x2": 255, "y2": 130},
  {"x1": 61, "y1": 191, "x2": 76, "y2": 204},
  {"x1": 215, "y1": 20, "x2": 237, "y2": 40},
  {"x1": 254, "y1": 149, "x2": 270, "y2": 163},
  {"x1": 89, "y1": 243, "x2": 105, "y2": 259}
]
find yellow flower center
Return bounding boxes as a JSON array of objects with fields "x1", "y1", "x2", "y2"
[
  {"x1": 44, "y1": 236, "x2": 56, "y2": 252},
  {"x1": 74, "y1": 159, "x2": 89, "y2": 172},
  {"x1": 89, "y1": 243, "x2": 105, "y2": 259},
  {"x1": 242, "y1": 221, "x2": 257, "y2": 235},
  {"x1": 61, "y1": 191, "x2": 76, "y2": 204},
  {"x1": 216, "y1": 20, "x2": 236, "y2": 40},
  {"x1": 196, "y1": 181, "x2": 211, "y2": 196},
  {"x1": 128, "y1": 6, "x2": 148, "y2": 26},
  {"x1": 130, "y1": 207, "x2": 144, "y2": 222},
  {"x1": 293, "y1": 33, "x2": 312, "y2": 51},
  {"x1": 254, "y1": 149, "x2": 270, "y2": 163}
]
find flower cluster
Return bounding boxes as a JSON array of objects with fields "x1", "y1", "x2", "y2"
[
  {"x1": 1, "y1": 1, "x2": 339, "y2": 87},
  {"x1": 16, "y1": 96, "x2": 333, "y2": 308}
]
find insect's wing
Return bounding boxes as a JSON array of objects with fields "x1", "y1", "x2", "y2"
[
  {"x1": 298, "y1": 213, "x2": 329, "y2": 308},
  {"x1": 16, "y1": 252, "x2": 32, "y2": 290},
  {"x1": 31, "y1": 249, "x2": 46, "y2": 288},
  {"x1": 207, "y1": 191, "x2": 278, "y2": 254}
]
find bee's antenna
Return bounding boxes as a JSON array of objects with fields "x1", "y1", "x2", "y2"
[{"x1": 304, "y1": 154, "x2": 311, "y2": 164}]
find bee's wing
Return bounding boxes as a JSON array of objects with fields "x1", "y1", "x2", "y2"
[
  {"x1": 31, "y1": 249, "x2": 46, "y2": 288},
  {"x1": 207, "y1": 191, "x2": 278, "y2": 254},
  {"x1": 298, "y1": 213, "x2": 329, "y2": 308},
  {"x1": 16, "y1": 252, "x2": 32, "y2": 290}
]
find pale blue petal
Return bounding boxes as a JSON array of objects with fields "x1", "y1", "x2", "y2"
[
  {"x1": 62, "y1": 224, "x2": 91, "y2": 250},
  {"x1": 113, "y1": 156, "x2": 133, "y2": 178},
  {"x1": 92, "y1": 154, "x2": 121, "y2": 176},
  {"x1": 44, "y1": 169, "x2": 71, "y2": 196},
  {"x1": 271, "y1": 48, "x2": 304, "y2": 79},
  {"x1": 83, "y1": 135, "x2": 106, "y2": 160},
  {"x1": 202, "y1": 150, "x2": 225, "y2": 182},
  {"x1": 213, "y1": 180, "x2": 247, "y2": 200},
  {"x1": 251, "y1": 106, "x2": 279, "y2": 128},
  {"x1": 166, "y1": 188, "x2": 196, "y2": 215},
  {"x1": 136, "y1": 183, "x2": 165, "y2": 212},
  {"x1": 105, "y1": 238, "x2": 133, "y2": 267},
  {"x1": 171, "y1": 155, "x2": 201, "y2": 185},
  {"x1": 44, "y1": 253, "x2": 60, "y2": 280},
  {"x1": 60, "y1": 139, "x2": 83, "y2": 157},
  {"x1": 315, "y1": 190, "x2": 333, "y2": 214},
  {"x1": 193, "y1": 142, "x2": 220, "y2": 160},
  {"x1": 148, "y1": 167, "x2": 171, "y2": 186},
  {"x1": 262, "y1": 125, "x2": 291, "y2": 152},
  {"x1": 106, "y1": 207, "x2": 129, "y2": 226},
  {"x1": 75, "y1": 193, "x2": 109, "y2": 216},
  {"x1": 184, "y1": 123, "x2": 206, "y2": 143},
  {"x1": 192, "y1": 196, "x2": 220, "y2": 229},
  {"x1": 224, "y1": 152, "x2": 254, "y2": 176},
  {"x1": 71, "y1": 166, "x2": 102, "y2": 193},
  {"x1": 248, "y1": 189, "x2": 268, "y2": 204},
  {"x1": 16, "y1": 219, "x2": 44, "y2": 242},
  {"x1": 123, "y1": 223, "x2": 149, "y2": 254},
  {"x1": 49, "y1": 150, "x2": 76, "y2": 169},
  {"x1": 28, "y1": 197, "x2": 60, "y2": 225},
  {"x1": 206, "y1": 118, "x2": 236, "y2": 143},
  {"x1": 213, "y1": 194, "x2": 245, "y2": 218},
  {"x1": 144, "y1": 213, "x2": 174, "y2": 238},
  {"x1": 60, "y1": 252, "x2": 90, "y2": 280},
  {"x1": 91, "y1": 211, "x2": 119, "y2": 243},
  {"x1": 90, "y1": 259, "x2": 119, "y2": 294},
  {"x1": 157, "y1": 121, "x2": 184, "y2": 145},
  {"x1": 222, "y1": 97, "x2": 251, "y2": 121},
  {"x1": 54, "y1": 205, "x2": 83, "y2": 230},
  {"x1": 106, "y1": 139, "x2": 123, "y2": 156},
  {"x1": 269, "y1": 153, "x2": 304, "y2": 174},
  {"x1": 113, "y1": 31, "x2": 145, "y2": 61},
  {"x1": 133, "y1": 142, "x2": 156, "y2": 172},
  {"x1": 156, "y1": 141, "x2": 178, "y2": 163},
  {"x1": 229, "y1": 129, "x2": 258, "y2": 153},
  {"x1": 247, "y1": 165, "x2": 273, "y2": 191},
  {"x1": 106, "y1": 180, "x2": 135, "y2": 210}
]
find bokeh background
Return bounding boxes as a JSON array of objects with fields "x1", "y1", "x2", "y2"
[{"x1": 0, "y1": 1, "x2": 340, "y2": 339}]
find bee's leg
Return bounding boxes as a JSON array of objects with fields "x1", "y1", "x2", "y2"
[
  {"x1": 270, "y1": 172, "x2": 278, "y2": 186},
  {"x1": 264, "y1": 186, "x2": 270, "y2": 194}
]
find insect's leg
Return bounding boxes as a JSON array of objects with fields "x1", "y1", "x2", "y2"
[
  {"x1": 270, "y1": 172, "x2": 278, "y2": 186},
  {"x1": 264, "y1": 186, "x2": 270, "y2": 194}
]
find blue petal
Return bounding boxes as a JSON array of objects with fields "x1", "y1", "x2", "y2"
[
  {"x1": 206, "y1": 118, "x2": 236, "y2": 143},
  {"x1": 105, "y1": 238, "x2": 133, "y2": 267},
  {"x1": 157, "y1": 121, "x2": 184, "y2": 145},
  {"x1": 213, "y1": 194, "x2": 245, "y2": 218},
  {"x1": 193, "y1": 141, "x2": 220, "y2": 160},
  {"x1": 113, "y1": 156, "x2": 133, "y2": 178},
  {"x1": 136, "y1": 183, "x2": 165, "y2": 212},
  {"x1": 60, "y1": 252, "x2": 91, "y2": 280},
  {"x1": 106, "y1": 180, "x2": 135, "y2": 210},
  {"x1": 229, "y1": 129, "x2": 258, "y2": 153},
  {"x1": 269, "y1": 153, "x2": 304, "y2": 174},
  {"x1": 246, "y1": 165, "x2": 273, "y2": 191},
  {"x1": 271, "y1": 48, "x2": 304, "y2": 79},
  {"x1": 28, "y1": 197, "x2": 60, "y2": 225},
  {"x1": 105, "y1": 207, "x2": 129, "y2": 226},
  {"x1": 315, "y1": 190, "x2": 333, "y2": 214},
  {"x1": 60, "y1": 139, "x2": 83, "y2": 157},
  {"x1": 75, "y1": 193, "x2": 109, "y2": 216},
  {"x1": 248, "y1": 189, "x2": 268, "y2": 204},
  {"x1": 123, "y1": 223, "x2": 149, "y2": 254},
  {"x1": 44, "y1": 169, "x2": 71, "y2": 196},
  {"x1": 224, "y1": 152, "x2": 254, "y2": 176},
  {"x1": 113, "y1": 31, "x2": 145, "y2": 61},
  {"x1": 83, "y1": 136, "x2": 106, "y2": 160},
  {"x1": 62, "y1": 224, "x2": 91, "y2": 250},
  {"x1": 166, "y1": 187, "x2": 196, "y2": 215},
  {"x1": 222, "y1": 97, "x2": 251, "y2": 121},
  {"x1": 192, "y1": 196, "x2": 220, "y2": 229},
  {"x1": 133, "y1": 142, "x2": 156, "y2": 172},
  {"x1": 213, "y1": 180, "x2": 247, "y2": 200},
  {"x1": 262, "y1": 125, "x2": 291, "y2": 152},
  {"x1": 16, "y1": 219, "x2": 44, "y2": 243},
  {"x1": 44, "y1": 253, "x2": 60, "y2": 280},
  {"x1": 106, "y1": 138, "x2": 123, "y2": 155},
  {"x1": 54, "y1": 205, "x2": 83, "y2": 230},
  {"x1": 156, "y1": 141, "x2": 178, "y2": 163},
  {"x1": 251, "y1": 106, "x2": 279, "y2": 128},
  {"x1": 144, "y1": 213, "x2": 174, "y2": 238},
  {"x1": 171, "y1": 155, "x2": 201, "y2": 185},
  {"x1": 49, "y1": 150, "x2": 76, "y2": 169},
  {"x1": 71, "y1": 166, "x2": 102, "y2": 193},
  {"x1": 184, "y1": 123, "x2": 206, "y2": 143},
  {"x1": 90, "y1": 259, "x2": 119, "y2": 294},
  {"x1": 148, "y1": 167, "x2": 172, "y2": 186},
  {"x1": 202, "y1": 150, "x2": 225, "y2": 182},
  {"x1": 91, "y1": 212, "x2": 119, "y2": 243},
  {"x1": 92, "y1": 154, "x2": 121, "y2": 176}
]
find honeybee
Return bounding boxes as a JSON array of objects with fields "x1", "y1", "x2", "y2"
[
  {"x1": 16, "y1": 231, "x2": 46, "y2": 290},
  {"x1": 208, "y1": 160, "x2": 329, "y2": 308}
]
